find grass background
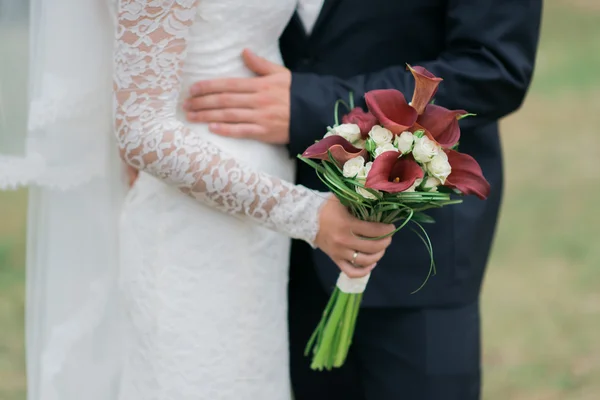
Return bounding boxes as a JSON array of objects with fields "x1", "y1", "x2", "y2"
[{"x1": 1, "y1": 2, "x2": 599, "y2": 399}]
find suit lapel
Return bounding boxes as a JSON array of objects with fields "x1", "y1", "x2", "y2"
[{"x1": 310, "y1": 0, "x2": 341, "y2": 38}]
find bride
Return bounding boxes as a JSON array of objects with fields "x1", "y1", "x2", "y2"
[{"x1": 0, "y1": 0, "x2": 393, "y2": 399}]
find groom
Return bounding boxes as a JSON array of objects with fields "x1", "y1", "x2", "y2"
[{"x1": 184, "y1": 0, "x2": 542, "y2": 398}]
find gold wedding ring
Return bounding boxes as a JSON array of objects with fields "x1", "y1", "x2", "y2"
[{"x1": 352, "y1": 251, "x2": 359, "y2": 265}]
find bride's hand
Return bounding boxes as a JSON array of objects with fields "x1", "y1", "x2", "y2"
[
  {"x1": 125, "y1": 164, "x2": 139, "y2": 188},
  {"x1": 315, "y1": 196, "x2": 395, "y2": 279}
]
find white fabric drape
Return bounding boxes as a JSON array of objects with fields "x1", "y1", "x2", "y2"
[
  {"x1": 1, "y1": 0, "x2": 117, "y2": 190},
  {"x1": 0, "y1": 0, "x2": 29, "y2": 185},
  {"x1": 1, "y1": 1, "x2": 126, "y2": 399}
]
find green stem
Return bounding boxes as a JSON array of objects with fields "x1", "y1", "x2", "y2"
[
  {"x1": 333, "y1": 293, "x2": 357, "y2": 366},
  {"x1": 333, "y1": 293, "x2": 364, "y2": 367},
  {"x1": 305, "y1": 287, "x2": 339, "y2": 356},
  {"x1": 328, "y1": 310, "x2": 345, "y2": 369},
  {"x1": 345, "y1": 294, "x2": 362, "y2": 352},
  {"x1": 310, "y1": 292, "x2": 349, "y2": 370},
  {"x1": 409, "y1": 221, "x2": 437, "y2": 294}
]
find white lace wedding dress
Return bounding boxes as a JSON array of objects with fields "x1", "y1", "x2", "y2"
[{"x1": 113, "y1": 1, "x2": 321, "y2": 399}]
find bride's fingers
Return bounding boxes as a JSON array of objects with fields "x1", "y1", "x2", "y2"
[
  {"x1": 345, "y1": 249, "x2": 386, "y2": 269},
  {"x1": 126, "y1": 165, "x2": 139, "y2": 187},
  {"x1": 335, "y1": 260, "x2": 375, "y2": 279},
  {"x1": 344, "y1": 234, "x2": 392, "y2": 255}
]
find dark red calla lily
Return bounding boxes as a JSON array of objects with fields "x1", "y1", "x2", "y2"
[
  {"x1": 342, "y1": 107, "x2": 378, "y2": 139},
  {"x1": 416, "y1": 104, "x2": 468, "y2": 148},
  {"x1": 365, "y1": 89, "x2": 418, "y2": 135},
  {"x1": 365, "y1": 152, "x2": 424, "y2": 193},
  {"x1": 408, "y1": 65, "x2": 443, "y2": 115},
  {"x1": 302, "y1": 135, "x2": 369, "y2": 165},
  {"x1": 444, "y1": 149, "x2": 490, "y2": 200}
]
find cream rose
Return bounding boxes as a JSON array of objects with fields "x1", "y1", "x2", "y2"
[
  {"x1": 404, "y1": 178, "x2": 423, "y2": 193},
  {"x1": 355, "y1": 162, "x2": 376, "y2": 199},
  {"x1": 426, "y1": 151, "x2": 452, "y2": 183},
  {"x1": 412, "y1": 136, "x2": 439, "y2": 163},
  {"x1": 356, "y1": 185, "x2": 378, "y2": 200},
  {"x1": 356, "y1": 161, "x2": 373, "y2": 181},
  {"x1": 368, "y1": 126, "x2": 394, "y2": 146},
  {"x1": 374, "y1": 143, "x2": 399, "y2": 158},
  {"x1": 332, "y1": 123, "x2": 362, "y2": 143},
  {"x1": 394, "y1": 131, "x2": 415, "y2": 154},
  {"x1": 342, "y1": 156, "x2": 366, "y2": 178},
  {"x1": 422, "y1": 176, "x2": 441, "y2": 192}
]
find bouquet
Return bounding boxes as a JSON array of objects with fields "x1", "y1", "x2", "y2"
[{"x1": 299, "y1": 65, "x2": 491, "y2": 371}]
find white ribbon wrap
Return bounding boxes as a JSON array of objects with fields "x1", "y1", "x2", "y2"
[{"x1": 336, "y1": 272, "x2": 371, "y2": 294}]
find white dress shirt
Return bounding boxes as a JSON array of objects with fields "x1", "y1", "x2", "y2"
[{"x1": 297, "y1": 0, "x2": 325, "y2": 35}]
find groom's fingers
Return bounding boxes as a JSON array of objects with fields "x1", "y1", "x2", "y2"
[
  {"x1": 187, "y1": 108, "x2": 258, "y2": 124},
  {"x1": 184, "y1": 93, "x2": 257, "y2": 112},
  {"x1": 190, "y1": 77, "x2": 261, "y2": 96},
  {"x1": 207, "y1": 123, "x2": 266, "y2": 138}
]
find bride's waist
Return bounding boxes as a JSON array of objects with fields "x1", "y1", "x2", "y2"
[
  {"x1": 181, "y1": 42, "x2": 283, "y2": 83},
  {"x1": 180, "y1": 118, "x2": 294, "y2": 177}
]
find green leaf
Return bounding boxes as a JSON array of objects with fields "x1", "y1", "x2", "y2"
[
  {"x1": 334, "y1": 99, "x2": 351, "y2": 126},
  {"x1": 413, "y1": 129, "x2": 425, "y2": 138},
  {"x1": 365, "y1": 138, "x2": 377, "y2": 153},
  {"x1": 458, "y1": 113, "x2": 476, "y2": 120},
  {"x1": 298, "y1": 155, "x2": 327, "y2": 174},
  {"x1": 411, "y1": 212, "x2": 436, "y2": 224},
  {"x1": 410, "y1": 221, "x2": 437, "y2": 294}
]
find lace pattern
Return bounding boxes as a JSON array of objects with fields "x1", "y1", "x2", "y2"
[{"x1": 113, "y1": 0, "x2": 324, "y2": 245}]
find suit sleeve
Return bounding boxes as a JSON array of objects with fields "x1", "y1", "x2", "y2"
[{"x1": 288, "y1": 0, "x2": 543, "y2": 157}]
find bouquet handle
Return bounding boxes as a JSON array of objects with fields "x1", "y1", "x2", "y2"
[{"x1": 304, "y1": 272, "x2": 370, "y2": 370}]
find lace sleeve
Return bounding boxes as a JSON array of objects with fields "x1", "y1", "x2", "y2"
[{"x1": 113, "y1": 0, "x2": 326, "y2": 245}]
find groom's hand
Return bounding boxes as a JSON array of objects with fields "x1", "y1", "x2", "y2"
[{"x1": 184, "y1": 49, "x2": 291, "y2": 144}]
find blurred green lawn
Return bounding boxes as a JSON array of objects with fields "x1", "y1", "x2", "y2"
[{"x1": 1, "y1": 2, "x2": 599, "y2": 399}]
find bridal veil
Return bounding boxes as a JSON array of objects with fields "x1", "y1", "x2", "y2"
[{"x1": 0, "y1": 0, "x2": 125, "y2": 398}]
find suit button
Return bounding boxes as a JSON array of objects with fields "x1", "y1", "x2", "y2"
[{"x1": 300, "y1": 58, "x2": 312, "y2": 67}]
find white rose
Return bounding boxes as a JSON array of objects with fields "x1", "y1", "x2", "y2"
[
  {"x1": 374, "y1": 143, "x2": 399, "y2": 158},
  {"x1": 356, "y1": 161, "x2": 373, "y2": 180},
  {"x1": 394, "y1": 131, "x2": 415, "y2": 154},
  {"x1": 333, "y1": 123, "x2": 362, "y2": 143},
  {"x1": 368, "y1": 126, "x2": 393, "y2": 146},
  {"x1": 356, "y1": 185, "x2": 378, "y2": 200},
  {"x1": 412, "y1": 136, "x2": 439, "y2": 163},
  {"x1": 404, "y1": 178, "x2": 423, "y2": 193},
  {"x1": 342, "y1": 156, "x2": 366, "y2": 178},
  {"x1": 426, "y1": 151, "x2": 452, "y2": 183},
  {"x1": 422, "y1": 176, "x2": 441, "y2": 192}
]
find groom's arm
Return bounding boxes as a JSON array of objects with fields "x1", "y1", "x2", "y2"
[{"x1": 288, "y1": 0, "x2": 543, "y2": 157}]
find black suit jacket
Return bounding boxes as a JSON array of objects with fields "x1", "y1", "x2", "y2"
[{"x1": 281, "y1": 0, "x2": 542, "y2": 308}]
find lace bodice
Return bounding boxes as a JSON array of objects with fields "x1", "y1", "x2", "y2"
[{"x1": 113, "y1": 0, "x2": 325, "y2": 245}]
